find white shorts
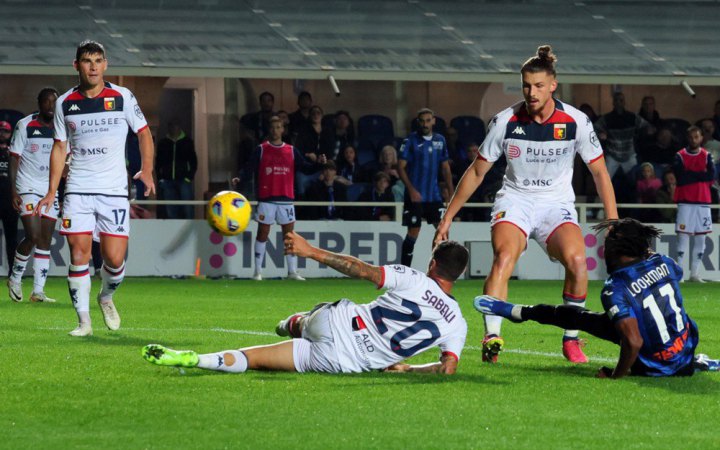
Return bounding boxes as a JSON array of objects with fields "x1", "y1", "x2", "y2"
[
  {"x1": 255, "y1": 201, "x2": 295, "y2": 225},
  {"x1": 490, "y1": 192, "x2": 579, "y2": 256},
  {"x1": 20, "y1": 193, "x2": 59, "y2": 220},
  {"x1": 60, "y1": 194, "x2": 130, "y2": 239},
  {"x1": 676, "y1": 204, "x2": 712, "y2": 235},
  {"x1": 292, "y1": 303, "x2": 344, "y2": 373}
]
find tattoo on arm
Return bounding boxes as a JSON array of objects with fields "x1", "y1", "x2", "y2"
[{"x1": 315, "y1": 250, "x2": 383, "y2": 285}]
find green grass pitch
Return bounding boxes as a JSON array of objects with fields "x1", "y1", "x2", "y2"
[{"x1": 1, "y1": 277, "x2": 718, "y2": 449}]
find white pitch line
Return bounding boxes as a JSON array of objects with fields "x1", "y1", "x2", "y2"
[{"x1": 38, "y1": 326, "x2": 616, "y2": 363}]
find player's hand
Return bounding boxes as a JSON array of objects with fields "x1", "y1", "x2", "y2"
[
  {"x1": 133, "y1": 169, "x2": 156, "y2": 197},
  {"x1": 384, "y1": 363, "x2": 411, "y2": 373},
  {"x1": 34, "y1": 193, "x2": 55, "y2": 216},
  {"x1": 409, "y1": 188, "x2": 422, "y2": 203},
  {"x1": 284, "y1": 231, "x2": 313, "y2": 258},
  {"x1": 433, "y1": 219, "x2": 451, "y2": 247},
  {"x1": 11, "y1": 192, "x2": 22, "y2": 212},
  {"x1": 596, "y1": 366, "x2": 614, "y2": 379}
]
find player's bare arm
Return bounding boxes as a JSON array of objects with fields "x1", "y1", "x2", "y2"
[
  {"x1": 384, "y1": 354, "x2": 458, "y2": 375},
  {"x1": 284, "y1": 231, "x2": 383, "y2": 286},
  {"x1": 434, "y1": 157, "x2": 494, "y2": 244},
  {"x1": 598, "y1": 317, "x2": 643, "y2": 379},
  {"x1": 8, "y1": 153, "x2": 22, "y2": 211},
  {"x1": 35, "y1": 140, "x2": 67, "y2": 215},
  {"x1": 397, "y1": 159, "x2": 421, "y2": 203},
  {"x1": 133, "y1": 127, "x2": 156, "y2": 196},
  {"x1": 587, "y1": 158, "x2": 619, "y2": 220}
]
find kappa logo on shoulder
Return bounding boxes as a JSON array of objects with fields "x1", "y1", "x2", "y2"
[
  {"x1": 32, "y1": 129, "x2": 42, "y2": 136},
  {"x1": 512, "y1": 126, "x2": 525, "y2": 135},
  {"x1": 68, "y1": 104, "x2": 81, "y2": 112}
]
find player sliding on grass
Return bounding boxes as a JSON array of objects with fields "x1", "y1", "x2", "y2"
[
  {"x1": 435, "y1": 45, "x2": 617, "y2": 364},
  {"x1": 475, "y1": 218, "x2": 719, "y2": 378},
  {"x1": 142, "y1": 233, "x2": 469, "y2": 375}
]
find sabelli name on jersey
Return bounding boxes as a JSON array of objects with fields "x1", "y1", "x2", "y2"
[{"x1": 422, "y1": 290, "x2": 457, "y2": 324}]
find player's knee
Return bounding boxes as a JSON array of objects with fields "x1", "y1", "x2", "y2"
[
  {"x1": 564, "y1": 253, "x2": 587, "y2": 277},
  {"x1": 490, "y1": 251, "x2": 516, "y2": 277},
  {"x1": 103, "y1": 254, "x2": 125, "y2": 269}
]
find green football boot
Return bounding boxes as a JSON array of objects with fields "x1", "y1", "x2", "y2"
[{"x1": 142, "y1": 344, "x2": 199, "y2": 368}]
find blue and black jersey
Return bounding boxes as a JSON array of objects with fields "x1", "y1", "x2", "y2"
[
  {"x1": 399, "y1": 132, "x2": 448, "y2": 203},
  {"x1": 601, "y1": 254, "x2": 698, "y2": 376}
]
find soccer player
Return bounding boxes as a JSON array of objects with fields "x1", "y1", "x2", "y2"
[
  {"x1": 143, "y1": 233, "x2": 467, "y2": 375},
  {"x1": 0, "y1": 121, "x2": 19, "y2": 278},
  {"x1": 7, "y1": 88, "x2": 60, "y2": 303},
  {"x1": 673, "y1": 125, "x2": 715, "y2": 282},
  {"x1": 397, "y1": 108, "x2": 454, "y2": 267},
  {"x1": 435, "y1": 45, "x2": 618, "y2": 364},
  {"x1": 234, "y1": 116, "x2": 324, "y2": 281},
  {"x1": 475, "y1": 218, "x2": 720, "y2": 378},
  {"x1": 36, "y1": 40, "x2": 155, "y2": 336}
]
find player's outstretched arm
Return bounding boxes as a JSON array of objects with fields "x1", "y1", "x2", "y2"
[
  {"x1": 587, "y1": 158, "x2": 618, "y2": 220},
  {"x1": 598, "y1": 317, "x2": 642, "y2": 379},
  {"x1": 384, "y1": 354, "x2": 458, "y2": 375},
  {"x1": 34, "y1": 140, "x2": 66, "y2": 215},
  {"x1": 284, "y1": 231, "x2": 383, "y2": 286}
]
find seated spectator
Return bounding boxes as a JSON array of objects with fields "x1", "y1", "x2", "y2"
[
  {"x1": 451, "y1": 142, "x2": 478, "y2": 185},
  {"x1": 289, "y1": 91, "x2": 313, "y2": 137},
  {"x1": 335, "y1": 144, "x2": 365, "y2": 186},
  {"x1": 699, "y1": 118, "x2": 720, "y2": 161},
  {"x1": 578, "y1": 103, "x2": 598, "y2": 123},
  {"x1": 654, "y1": 170, "x2": 677, "y2": 223},
  {"x1": 638, "y1": 96, "x2": 662, "y2": 128},
  {"x1": 358, "y1": 172, "x2": 395, "y2": 221},
  {"x1": 276, "y1": 110, "x2": 292, "y2": 144},
  {"x1": 378, "y1": 145, "x2": 400, "y2": 185},
  {"x1": 636, "y1": 162, "x2": 661, "y2": 203},
  {"x1": 638, "y1": 127, "x2": 679, "y2": 165},
  {"x1": 305, "y1": 161, "x2": 347, "y2": 220},
  {"x1": 320, "y1": 110, "x2": 355, "y2": 160},
  {"x1": 294, "y1": 105, "x2": 325, "y2": 197}
]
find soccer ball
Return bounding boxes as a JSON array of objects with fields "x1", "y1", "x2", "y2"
[{"x1": 206, "y1": 191, "x2": 252, "y2": 236}]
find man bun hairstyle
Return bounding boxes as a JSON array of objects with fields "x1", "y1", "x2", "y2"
[
  {"x1": 592, "y1": 218, "x2": 661, "y2": 272},
  {"x1": 75, "y1": 40, "x2": 106, "y2": 61},
  {"x1": 521, "y1": 45, "x2": 557, "y2": 76},
  {"x1": 432, "y1": 240, "x2": 469, "y2": 282}
]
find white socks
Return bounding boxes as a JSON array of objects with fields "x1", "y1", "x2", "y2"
[
  {"x1": 484, "y1": 314, "x2": 503, "y2": 337},
  {"x1": 9, "y1": 251, "x2": 30, "y2": 283},
  {"x1": 68, "y1": 264, "x2": 91, "y2": 324},
  {"x1": 32, "y1": 249, "x2": 51, "y2": 294},
  {"x1": 690, "y1": 235, "x2": 706, "y2": 278},
  {"x1": 100, "y1": 262, "x2": 125, "y2": 302},
  {"x1": 254, "y1": 240, "x2": 266, "y2": 275},
  {"x1": 197, "y1": 350, "x2": 248, "y2": 373},
  {"x1": 287, "y1": 254, "x2": 298, "y2": 274},
  {"x1": 677, "y1": 233, "x2": 689, "y2": 267}
]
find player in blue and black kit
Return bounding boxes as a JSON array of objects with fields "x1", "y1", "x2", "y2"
[
  {"x1": 475, "y1": 218, "x2": 719, "y2": 378},
  {"x1": 397, "y1": 108, "x2": 454, "y2": 267}
]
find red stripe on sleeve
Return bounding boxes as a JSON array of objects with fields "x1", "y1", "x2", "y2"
[
  {"x1": 442, "y1": 351, "x2": 459, "y2": 362},
  {"x1": 376, "y1": 266, "x2": 386, "y2": 289}
]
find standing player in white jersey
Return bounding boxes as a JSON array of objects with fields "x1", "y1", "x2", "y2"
[
  {"x1": 142, "y1": 234, "x2": 468, "y2": 376},
  {"x1": 36, "y1": 40, "x2": 155, "y2": 336},
  {"x1": 7, "y1": 88, "x2": 59, "y2": 303},
  {"x1": 435, "y1": 45, "x2": 618, "y2": 364}
]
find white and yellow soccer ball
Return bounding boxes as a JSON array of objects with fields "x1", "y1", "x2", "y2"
[{"x1": 206, "y1": 191, "x2": 252, "y2": 236}]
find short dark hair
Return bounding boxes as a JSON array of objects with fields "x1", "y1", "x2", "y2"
[
  {"x1": 322, "y1": 160, "x2": 336, "y2": 171},
  {"x1": 374, "y1": 171, "x2": 391, "y2": 183},
  {"x1": 37, "y1": 87, "x2": 59, "y2": 103},
  {"x1": 687, "y1": 125, "x2": 702, "y2": 135},
  {"x1": 269, "y1": 115, "x2": 283, "y2": 126},
  {"x1": 298, "y1": 91, "x2": 312, "y2": 100},
  {"x1": 75, "y1": 40, "x2": 105, "y2": 61},
  {"x1": 259, "y1": 91, "x2": 274, "y2": 102},
  {"x1": 432, "y1": 241, "x2": 469, "y2": 281},
  {"x1": 592, "y1": 219, "x2": 661, "y2": 273},
  {"x1": 417, "y1": 108, "x2": 434, "y2": 118},
  {"x1": 521, "y1": 45, "x2": 557, "y2": 76}
]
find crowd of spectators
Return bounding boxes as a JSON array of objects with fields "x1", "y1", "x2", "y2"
[{"x1": 234, "y1": 91, "x2": 720, "y2": 223}]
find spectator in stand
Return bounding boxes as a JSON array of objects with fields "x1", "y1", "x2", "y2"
[
  {"x1": 655, "y1": 170, "x2": 677, "y2": 223},
  {"x1": 636, "y1": 162, "x2": 662, "y2": 203},
  {"x1": 156, "y1": 120, "x2": 198, "y2": 219},
  {"x1": 638, "y1": 96, "x2": 662, "y2": 128},
  {"x1": 236, "y1": 122, "x2": 258, "y2": 195},
  {"x1": 673, "y1": 126, "x2": 716, "y2": 282},
  {"x1": 578, "y1": 103, "x2": 599, "y2": 123},
  {"x1": 288, "y1": 91, "x2": 312, "y2": 137},
  {"x1": 638, "y1": 127, "x2": 679, "y2": 166},
  {"x1": 276, "y1": 110, "x2": 292, "y2": 144},
  {"x1": 698, "y1": 118, "x2": 720, "y2": 161},
  {"x1": 378, "y1": 144, "x2": 400, "y2": 186},
  {"x1": 712, "y1": 100, "x2": 720, "y2": 140},
  {"x1": 320, "y1": 110, "x2": 355, "y2": 160},
  {"x1": 306, "y1": 160, "x2": 347, "y2": 220},
  {"x1": 241, "y1": 91, "x2": 275, "y2": 141},
  {"x1": 594, "y1": 92, "x2": 650, "y2": 185},
  {"x1": 358, "y1": 172, "x2": 395, "y2": 221},
  {"x1": 294, "y1": 105, "x2": 325, "y2": 197},
  {"x1": 335, "y1": 144, "x2": 365, "y2": 186}
]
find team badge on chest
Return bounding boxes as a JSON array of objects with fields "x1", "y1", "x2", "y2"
[
  {"x1": 104, "y1": 98, "x2": 116, "y2": 111},
  {"x1": 553, "y1": 124, "x2": 566, "y2": 140}
]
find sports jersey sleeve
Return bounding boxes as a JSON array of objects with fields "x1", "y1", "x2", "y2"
[
  {"x1": 380, "y1": 264, "x2": 424, "y2": 292},
  {"x1": 9, "y1": 120, "x2": 26, "y2": 156},
  {"x1": 575, "y1": 113, "x2": 604, "y2": 164},
  {"x1": 477, "y1": 115, "x2": 505, "y2": 162},
  {"x1": 438, "y1": 319, "x2": 467, "y2": 361},
  {"x1": 398, "y1": 138, "x2": 412, "y2": 162},
  {"x1": 600, "y1": 280, "x2": 635, "y2": 324},
  {"x1": 124, "y1": 90, "x2": 148, "y2": 134},
  {"x1": 439, "y1": 136, "x2": 449, "y2": 163},
  {"x1": 53, "y1": 97, "x2": 67, "y2": 142}
]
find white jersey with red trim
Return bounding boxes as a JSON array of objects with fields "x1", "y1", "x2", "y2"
[
  {"x1": 9, "y1": 113, "x2": 54, "y2": 194},
  {"x1": 479, "y1": 100, "x2": 603, "y2": 203},
  {"x1": 327, "y1": 265, "x2": 467, "y2": 372},
  {"x1": 54, "y1": 81, "x2": 148, "y2": 196}
]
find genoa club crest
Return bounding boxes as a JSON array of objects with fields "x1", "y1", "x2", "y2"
[
  {"x1": 104, "y1": 98, "x2": 116, "y2": 111},
  {"x1": 62, "y1": 218, "x2": 72, "y2": 229},
  {"x1": 553, "y1": 124, "x2": 566, "y2": 140}
]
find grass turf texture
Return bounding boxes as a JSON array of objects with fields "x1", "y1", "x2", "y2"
[{"x1": 1, "y1": 278, "x2": 718, "y2": 449}]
